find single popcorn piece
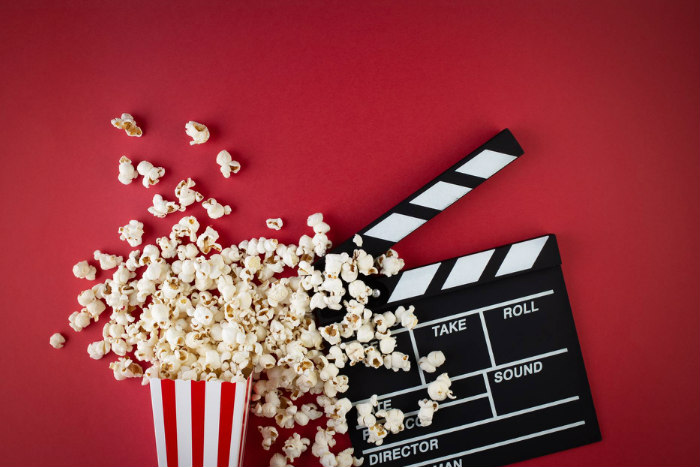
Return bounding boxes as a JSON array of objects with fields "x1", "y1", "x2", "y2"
[
  {"x1": 174, "y1": 178, "x2": 204, "y2": 208},
  {"x1": 427, "y1": 373, "x2": 456, "y2": 401},
  {"x1": 111, "y1": 113, "x2": 142, "y2": 137},
  {"x1": 202, "y1": 198, "x2": 232, "y2": 219},
  {"x1": 118, "y1": 220, "x2": 144, "y2": 247},
  {"x1": 417, "y1": 399, "x2": 439, "y2": 427},
  {"x1": 49, "y1": 333, "x2": 65, "y2": 349},
  {"x1": 216, "y1": 150, "x2": 241, "y2": 178},
  {"x1": 93, "y1": 250, "x2": 123, "y2": 270},
  {"x1": 266, "y1": 218, "x2": 283, "y2": 230},
  {"x1": 109, "y1": 357, "x2": 144, "y2": 381},
  {"x1": 269, "y1": 453, "x2": 290, "y2": 467},
  {"x1": 418, "y1": 350, "x2": 446, "y2": 373},
  {"x1": 282, "y1": 433, "x2": 310, "y2": 462},
  {"x1": 136, "y1": 161, "x2": 165, "y2": 188},
  {"x1": 72, "y1": 260, "x2": 96, "y2": 280},
  {"x1": 376, "y1": 408, "x2": 404, "y2": 434},
  {"x1": 352, "y1": 234, "x2": 363, "y2": 247},
  {"x1": 377, "y1": 249, "x2": 404, "y2": 277},
  {"x1": 117, "y1": 156, "x2": 138, "y2": 185},
  {"x1": 185, "y1": 121, "x2": 210, "y2": 145},
  {"x1": 148, "y1": 194, "x2": 182, "y2": 218},
  {"x1": 259, "y1": 426, "x2": 279, "y2": 451}
]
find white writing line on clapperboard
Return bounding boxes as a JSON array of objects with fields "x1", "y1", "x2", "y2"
[
  {"x1": 352, "y1": 348, "x2": 569, "y2": 407},
  {"x1": 401, "y1": 421, "x2": 586, "y2": 467},
  {"x1": 363, "y1": 396, "x2": 581, "y2": 457},
  {"x1": 391, "y1": 290, "x2": 554, "y2": 336}
]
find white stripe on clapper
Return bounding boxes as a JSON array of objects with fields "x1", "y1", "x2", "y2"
[
  {"x1": 441, "y1": 249, "x2": 495, "y2": 290},
  {"x1": 203, "y1": 381, "x2": 222, "y2": 467},
  {"x1": 149, "y1": 379, "x2": 167, "y2": 467},
  {"x1": 363, "y1": 213, "x2": 427, "y2": 242},
  {"x1": 409, "y1": 181, "x2": 471, "y2": 211},
  {"x1": 387, "y1": 263, "x2": 441, "y2": 304},
  {"x1": 228, "y1": 382, "x2": 248, "y2": 466},
  {"x1": 495, "y1": 236, "x2": 549, "y2": 277},
  {"x1": 455, "y1": 149, "x2": 517, "y2": 179},
  {"x1": 175, "y1": 380, "x2": 193, "y2": 467}
]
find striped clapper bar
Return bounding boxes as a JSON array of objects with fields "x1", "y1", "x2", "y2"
[
  {"x1": 149, "y1": 378, "x2": 253, "y2": 467},
  {"x1": 342, "y1": 235, "x2": 601, "y2": 467}
]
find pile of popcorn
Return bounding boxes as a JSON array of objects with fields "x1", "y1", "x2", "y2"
[{"x1": 50, "y1": 114, "x2": 454, "y2": 467}]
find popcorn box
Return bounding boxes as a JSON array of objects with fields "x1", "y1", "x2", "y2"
[{"x1": 149, "y1": 378, "x2": 253, "y2": 467}]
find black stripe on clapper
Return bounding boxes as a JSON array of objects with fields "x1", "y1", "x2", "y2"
[{"x1": 479, "y1": 241, "x2": 512, "y2": 282}]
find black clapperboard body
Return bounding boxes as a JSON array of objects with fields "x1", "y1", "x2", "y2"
[{"x1": 315, "y1": 130, "x2": 601, "y2": 467}]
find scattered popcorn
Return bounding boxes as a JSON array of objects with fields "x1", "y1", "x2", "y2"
[
  {"x1": 427, "y1": 373, "x2": 456, "y2": 401},
  {"x1": 259, "y1": 426, "x2": 279, "y2": 451},
  {"x1": 418, "y1": 350, "x2": 446, "y2": 373},
  {"x1": 111, "y1": 113, "x2": 142, "y2": 137},
  {"x1": 185, "y1": 121, "x2": 210, "y2": 145},
  {"x1": 136, "y1": 161, "x2": 165, "y2": 188},
  {"x1": 216, "y1": 150, "x2": 241, "y2": 178},
  {"x1": 174, "y1": 178, "x2": 204, "y2": 208},
  {"x1": 72, "y1": 260, "x2": 96, "y2": 280},
  {"x1": 417, "y1": 399, "x2": 439, "y2": 427},
  {"x1": 118, "y1": 220, "x2": 144, "y2": 247},
  {"x1": 65, "y1": 211, "x2": 420, "y2": 464},
  {"x1": 148, "y1": 194, "x2": 182, "y2": 218},
  {"x1": 93, "y1": 250, "x2": 123, "y2": 270},
  {"x1": 352, "y1": 234, "x2": 363, "y2": 247},
  {"x1": 377, "y1": 249, "x2": 404, "y2": 277},
  {"x1": 49, "y1": 333, "x2": 65, "y2": 349},
  {"x1": 202, "y1": 198, "x2": 232, "y2": 219},
  {"x1": 266, "y1": 218, "x2": 283, "y2": 230},
  {"x1": 117, "y1": 156, "x2": 138, "y2": 185},
  {"x1": 282, "y1": 433, "x2": 310, "y2": 462}
]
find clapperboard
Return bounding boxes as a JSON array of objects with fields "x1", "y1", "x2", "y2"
[{"x1": 315, "y1": 130, "x2": 601, "y2": 467}]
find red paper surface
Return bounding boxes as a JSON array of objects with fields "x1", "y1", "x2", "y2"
[{"x1": 0, "y1": 1, "x2": 698, "y2": 466}]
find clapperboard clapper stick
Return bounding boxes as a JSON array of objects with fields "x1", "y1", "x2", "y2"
[{"x1": 314, "y1": 130, "x2": 601, "y2": 467}]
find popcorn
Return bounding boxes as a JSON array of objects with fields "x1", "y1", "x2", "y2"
[
  {"x1": 111, "y1": 113, "x2": 142, "y2": 137},
  {"x1": 117, "y1": 156, "x2": 138, "y2": 184},
  {"x1": 395, "y1": 305, "x2": 418, "y2": 330},
  {"x1": 427, "y1": 373, "x2": 456, "y2": 401},
  {"x1": 174, "y1": 178, "x2": 204, "y2": 208},
  {"x1": 418, "y1": 350, "x2": 446, "y2": 373},
  {"x1": 93, "y1": 250, "x2": 123, "y2": 270},
  {"x1": 118, "y1": 220, "x2": 144, "y2": 247},
  {"x1": 49, "y1": 333, "x2": 65, "y2": 349},
  {"x1": 64, "y1": 211, "x2": 420, "y2": 463},
  {"x1": 377, "y1": 249, "x2": 404, "y2": 277},
  {"x1": 185, "y1": 121, "x2": 210, "y2": 145},
  {"x1": 109, "y1": 357, "x2": 144, "y2": 380},
  {"x1": 416, "y1": 399, "x2": 439, "y2": 427},
  {"x1": 72, "y1": 260, "x2": 97, "y2": 280},
  {"x1": 148, "y1": 194, "x2": 182, "y2": 218},
  {"x1": 216, "y1": 150, "x2": 241, "y2": 178},
  {"x1": 282, "y1": 433, "x2": 310, "y2": 461},
  {"x1": 269, "y1": 453, "x2": 290, "y2": 467},
  {"x1": 202, "y1": 198, "x2": 231, "y2": 219},
  {"x1": 136, "y1": 161, "x2": 165, "y2": 188},
  {"x1": 352, "y1": 234, "x2": 363, "y2": 247},
  {"x1": 266, "y1": 218, "x2": 283, "y2": 230},
  {"x1": 259, "y1": 426, "x2": 279, "y2": 451},
  {"x1": 376, "y1": 408, "x2": 404, "y2": 434}
]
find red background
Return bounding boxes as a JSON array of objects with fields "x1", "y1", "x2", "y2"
[{"x1": 0, "y1": 1, "x2": 698, "y2": 466}]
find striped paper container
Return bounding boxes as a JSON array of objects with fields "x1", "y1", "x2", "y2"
[{"x1": 149, "y1": 378, "x2": 253, "y2": 467}]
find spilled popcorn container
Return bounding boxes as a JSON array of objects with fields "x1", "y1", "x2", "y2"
[{"x1": 149, "y1": 378, "x2": 253, "y2": 467}]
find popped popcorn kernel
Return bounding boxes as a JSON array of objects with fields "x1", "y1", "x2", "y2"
[
  {"x1": 216, "y1": 150, "x2": 241, "y2": 178},
  {"x1": 148, "y1": 194, "x2": 182, "y2": 218},
  {"x1": 418, "y1": 350, "x2": 446, "y2": 373},
  {"x1": 117, "y1": 156, "x2": 138, "y2": 185},
  {"x1": 202, "y1": 198, "x2": 232, "y2": 219},
  {"x1": 118, "y1": 220, "x2": 144, "y2": 247},
  {"x1": 174, "y1": 178, "x2": 204, "y2": 208},
  {"x1": 72, "y1": 260, "x2": 96, "y2": 280},
  {"x1": 136, "y1": 161, "x2": 165, "y2": 188},
  {"x1": 266, "y1": 218, "x2": 283, "y2": 230},
  {"x1": 185, "y1": 121, "x2": 210, "y2": 145},
  {"x1": 49, "y1": 333, "x2": 65, "y2": 349},
  {"x1": 111, "y1": 113, "x2": 142, "y2": 137},
  {"x1": 427, "y1": 372, "x2": 456, "y2": 401}
]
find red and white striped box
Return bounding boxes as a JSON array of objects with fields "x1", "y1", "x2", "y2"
[{"x1": 149, "y1": 378, "x2": 253, "y2": 467}]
